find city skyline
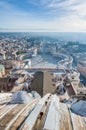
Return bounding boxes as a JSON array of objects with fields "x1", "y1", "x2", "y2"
[{"x1": 0, "y1": 0, "x2": 86, "y2": 32}]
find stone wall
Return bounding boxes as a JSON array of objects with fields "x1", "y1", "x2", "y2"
[
  {"x1": 0, "y1": 77, "x2": 15, "y2": 92},
  {"x1": 31, "y1": 71, "x2": 56, "y2": 96}
]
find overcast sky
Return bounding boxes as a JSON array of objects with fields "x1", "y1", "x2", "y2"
[{"x1": 0, "y1": 0, "x2": 86, "y2": 32}]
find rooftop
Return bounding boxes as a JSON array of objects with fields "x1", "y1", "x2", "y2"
[{"x1": 0, "y1": 93, "x2": 86, "y2": 130}]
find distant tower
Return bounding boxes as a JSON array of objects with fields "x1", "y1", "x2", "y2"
[
  {"x1": 3, "y1": 54, "x2": 6, "y2": 60},
  {"x1": 40, "y1": 41, "x2": 43, "y2": 52},
  {"x1": 28, "y1": 60, "x2": 31, "y2": 68},
  {"x1": 33, "y1": 47, "x2": 37, "y2": 57}
]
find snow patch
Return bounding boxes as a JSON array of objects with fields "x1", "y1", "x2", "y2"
[
  {"x1": 71, "y1": 100, "x2": 86, "y2": 117},
  {"x1": 31, "y1": 91, "x2": 41, "y2": 98},
  {"x1": 10, "y1": 91, "x2": 32, "y2": 104}
]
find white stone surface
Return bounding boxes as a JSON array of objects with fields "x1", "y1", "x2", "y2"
[
  {"x1": 43, "y1": 95, "x2": 59, "y2": 130},
  {"x1": 22, "y1": 93, "x2": 50, "y2": 130},
  {"x1": 0, "y1": 93, "x2": 12, "y2": 102}
]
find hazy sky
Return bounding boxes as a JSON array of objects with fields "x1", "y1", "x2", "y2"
[{"x1": 0, "y1": 0, "x2": 86, "y2": 32}]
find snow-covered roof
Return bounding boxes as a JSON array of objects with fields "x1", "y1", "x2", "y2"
[{"x1": 0, "y1": 94, "x2": 86, "y2": 130}]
